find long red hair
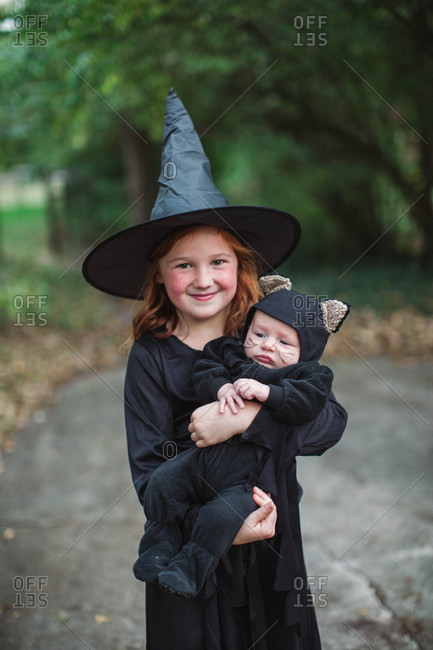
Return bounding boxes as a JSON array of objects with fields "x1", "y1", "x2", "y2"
[{"x1": 125, "y1": 225, "x2": 260, "y2": 346}]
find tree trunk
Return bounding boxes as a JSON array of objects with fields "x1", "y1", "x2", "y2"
[
  {"x1": 321, "y1": 179, "x2": 394, "y2": 260},
  {"x1": 409, "y1": 7, "x2": 433, "y2": 271},
  {"x1": 0, "y1": 208, "x2": 4, "y2": 263},
  {"x1": 410, "y1": 191, "x2": 433, "y2": 270},
  {"x1": 119, "y1": 124, "x2": 159, "y2": 225},
  {"x1": 45, "y1": 175, "x2": 66, "y2": 255}
]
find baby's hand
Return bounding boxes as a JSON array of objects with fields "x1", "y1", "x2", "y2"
[
  {"x1": 217, "y1": 383, "x2": 245, "y2": 414},
  {"x1": 233, "y1": 378, "x2": 270, "y2": 403}
]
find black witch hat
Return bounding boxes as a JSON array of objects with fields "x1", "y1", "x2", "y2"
[{"x1": 82, "y1": 89, "x2": 301, "y2": 300}]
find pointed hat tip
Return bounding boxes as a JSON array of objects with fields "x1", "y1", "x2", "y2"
[{"x1": 168, "y1": 87, "x2": 177, "y2": 98}]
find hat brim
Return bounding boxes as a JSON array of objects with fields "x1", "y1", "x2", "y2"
[{"x1": 82, "y1": 206, "x2": 301, "y2": 300}]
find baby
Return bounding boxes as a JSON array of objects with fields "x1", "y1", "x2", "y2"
[{"x1": 133, "y1": 275, "x2": 349, "y2": 598}]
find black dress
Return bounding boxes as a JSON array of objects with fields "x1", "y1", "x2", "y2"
[{"x1": 125, "y1": 332, "x2": 348, "y2": 650}]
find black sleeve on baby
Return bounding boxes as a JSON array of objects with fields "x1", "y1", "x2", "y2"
[
  {"x1": 263, "y1": 361, "x2": 334, "y2": 425},
  {"x1": 192, "y1": 336, "x2": 246, "y2": 403}
]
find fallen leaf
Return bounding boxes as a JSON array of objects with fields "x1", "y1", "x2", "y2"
[{"x1": 94, "y1": 614, "x2": 112, "y2": 624}]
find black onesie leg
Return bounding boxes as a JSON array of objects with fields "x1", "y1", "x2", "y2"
[
  {"x1": 133, "y1": 520, "x2": 182, "y2": 582},
  {"x1": 158, "y1": 484, "x2": 256, "y2": 597},
  {"x1": 135, "y1": 448, "x2": 202, "y2": 583}
]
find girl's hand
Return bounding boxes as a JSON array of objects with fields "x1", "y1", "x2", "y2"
[
  {"x1": 233, "y1": 487, "x2": 277, "y2": 544},
  {"x1": 217, "y1": 383, "x2": 245, "y2": 414},
  {"x1": 233, "y1": 378, "x2": 270, "y2": 403},
  {"x1": 189, "y1": 400, "x2": 261, "y2": 447}
]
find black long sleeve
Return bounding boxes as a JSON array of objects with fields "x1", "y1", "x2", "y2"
[
  {"x1": 262, "y1": 362, "x2": 333, "y2": 424},
  {"x1": 296, "y1": 390, "x2": 348, "y2": 456},
  {"x1": 194, "y1": 335, "x2": 334, "y2": 425},
  {"x1": 125, "y1": 334, "x2": 202, "y2": 505},
  {"x1": 193, "y1": 336, "x2": 246, "y2": 402}
]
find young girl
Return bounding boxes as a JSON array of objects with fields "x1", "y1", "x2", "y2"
[
  {"x1": 83, "y1": 89, "x2": 348, "y2": 649},
  {"x1": 122, "y1": 225, "x2": 347, "y2": 649}
]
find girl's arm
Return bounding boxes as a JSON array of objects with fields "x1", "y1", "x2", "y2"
[
  {"x1": 188, "y1": 400, "x2": 262, "y2": 447},
  {"x1": 189, "y1": 389, "x2": 348, "y2": 464},
  {"x1": 297, "y1": 390, "x2": 348, "y2": 455},
  {"x1": 124, "y1": 340, "x2": 176, "y2": 505}
]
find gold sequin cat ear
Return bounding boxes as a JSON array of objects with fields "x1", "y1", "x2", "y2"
[
  {"x1": 320, "y1": 299, "x2": 350, "y2": 333},
  {"x1": 259, "y1": 274, "x2": 292, "y2": 296}
]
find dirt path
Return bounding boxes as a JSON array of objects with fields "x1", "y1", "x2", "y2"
[{"x1": 0, "y1": 358, "x2": 432, "y2": 649}]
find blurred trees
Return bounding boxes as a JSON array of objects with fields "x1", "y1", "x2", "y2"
[{"x1": 0, "y1": 0, "x2": 432, "y2": 266}]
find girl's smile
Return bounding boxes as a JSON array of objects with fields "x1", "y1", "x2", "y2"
[{"x1": 189, "y1": 292, "x2": 219, "y2": 301}]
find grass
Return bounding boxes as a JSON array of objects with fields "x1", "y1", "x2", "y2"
[
  {"x1": 2, "y1": 204, "x2": 47, "y2": 256},
  {"x1": 0, "y1": 205, "x2": 131, "y2": 331}
]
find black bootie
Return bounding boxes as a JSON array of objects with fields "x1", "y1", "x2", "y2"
[{"x1": 157, "y1": 540, "x2": 219, "y2": 598}]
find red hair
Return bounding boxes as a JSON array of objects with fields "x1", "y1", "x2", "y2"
[{"x1": 125, "y1": 225, "x2": 260, "y2": 346}]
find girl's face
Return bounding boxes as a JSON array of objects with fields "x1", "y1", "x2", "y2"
[{"x1": 156, "y1": 228, "x2": 238, "y2": 326}]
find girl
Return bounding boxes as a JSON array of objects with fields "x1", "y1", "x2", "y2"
[
  {"x1": 83, "y1": 89, "x2": 347, "y2": 649},
  {"x1": 122, "y1": 225, "x2": 346, "y2": 649}
]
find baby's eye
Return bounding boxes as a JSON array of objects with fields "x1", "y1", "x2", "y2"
[
  {"x1": 253, "y1": 331, "x2": 265, "y2": 338},
  {"x1": 279, "y1": 340, "x2": 289, "y2": 346}
]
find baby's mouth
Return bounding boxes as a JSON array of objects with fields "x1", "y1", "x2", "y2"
[{"x1": 256, "y1": 354, "x2": 273, "y2": 364}]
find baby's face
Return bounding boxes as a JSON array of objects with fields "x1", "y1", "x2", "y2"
[{"x1": 244, "y1": 311, "x2": 301, "y2": 368}]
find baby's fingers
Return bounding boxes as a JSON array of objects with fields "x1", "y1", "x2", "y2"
[
  {"x1": 233, "y1": 393, "x2": 245, "y2": 409},
  {"x1": 226, "y1": 394, "x2": 239, "y2": 414}
]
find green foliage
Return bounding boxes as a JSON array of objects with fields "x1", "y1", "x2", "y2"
[
  {"x1": 0, "y1": 255, "x2": 113, "y2": 332},
  {"x1": 1, "y1": 0, "x2": 432, "y2": 263},
  {"x1": 63, "y1": 130, "x2": 127, "y2": 245},
  {"x1": 280, "y1": 259, "x2": 433, "y2": 315},
  {"x1": 1, "y1": 207, "x2": 113, "y2": 332}
]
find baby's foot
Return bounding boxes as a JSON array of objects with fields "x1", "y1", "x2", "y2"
[
  {"x1": 133, "y1": 541, "x2": 175, "y2": 583},
  {"x1": 157, "y1": 541, "x2": 218, "y2": 598}
]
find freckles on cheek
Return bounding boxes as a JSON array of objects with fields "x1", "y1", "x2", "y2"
[
  {"x1": 164, "y1": 274, "x2": 188, "y2": 301},
  {"x1": 220, "y1": 269, "x2": 238, "y2": 300}
]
